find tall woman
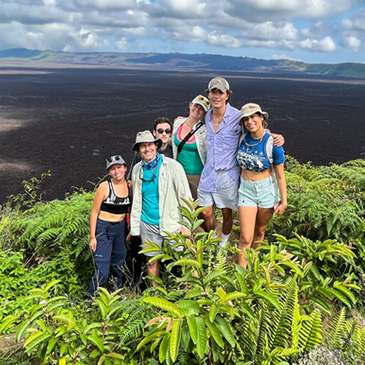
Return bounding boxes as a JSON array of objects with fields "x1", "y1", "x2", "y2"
[
  {"x1": 89, "y1": 155, "x2": 131, "y2": 296},
  {"x1": 172, "y1": 95, "x2": 210, "y2": 199},
  {"x1": 236, "y1": 103, "x2": 287, "y2": 268}
]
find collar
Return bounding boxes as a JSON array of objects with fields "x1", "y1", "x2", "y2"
[{"x1": 142, "y1": 153, "x2": 160, "y2": 170}]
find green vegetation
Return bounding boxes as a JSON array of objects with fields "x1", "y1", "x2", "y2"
[{"x1": 0, "y1": 157, "x2": 364, "y2": 364}]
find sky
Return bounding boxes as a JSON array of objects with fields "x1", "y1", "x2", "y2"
[{"x1": 0, "y1": 0, "x2": 365, "y2": 65}]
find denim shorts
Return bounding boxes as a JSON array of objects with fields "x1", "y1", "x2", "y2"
[
  {"x1": 140, "y1": 221, "x2": 183, "y2": 257},
  {"x1": 197, "y1": 170, "x2": 238, "y2": 210},
  {"x1": 238, "y1": 176, "x2": 279, "y2": 208}
]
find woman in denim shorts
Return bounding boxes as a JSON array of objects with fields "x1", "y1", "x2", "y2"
[{"x1": 236, "y1": 103, "x2": 287, "y2": 268}]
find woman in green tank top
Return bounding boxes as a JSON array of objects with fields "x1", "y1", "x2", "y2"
[{"x1": 172, "y1": 95, "x2": 210, "y2": 199}]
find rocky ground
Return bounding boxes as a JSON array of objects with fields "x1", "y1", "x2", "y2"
[{"x1": 0, "y1": 67, "x2": 364, "y2": 204}]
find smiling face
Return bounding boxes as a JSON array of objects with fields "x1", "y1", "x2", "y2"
[
  {"x1": 153, "y1": 122, "x2": 171, "y2": 147},
  {"x1": 108, "y1": 164, "x2": 127, "y2": 180},
  {"x1": 189, "y1": 102, "x2": 206, "y2": 120},
  {"x1": 207, "y1": 89, "x2": 229, "y2": 109},
  {"x1": 242, "y1": 113, "x2": 265, "y2": 134},
  {"x1": 138, "y1": 142, "x2": 157, "y2": 163}
]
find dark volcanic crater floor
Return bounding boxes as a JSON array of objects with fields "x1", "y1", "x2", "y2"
[{"x1": 0, "y1": 67, "x2": 364, "y2": 203}]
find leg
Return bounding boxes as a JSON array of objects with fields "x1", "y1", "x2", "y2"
[
  {"x1": 237, "y1": 206, "x2": 258, "y2": 268},
  {"x1": 197, "y1": 189, "x2": 215, "y2": 233},
  {"x1": 89, "y1": 220, "x2": 113, "y2": 296},
  {"x1": 110, "y1": 220, "x2": 127, "y2": 290},
  {"x1": 252, "y1": 207, "x2": 273, "y2": 249},
  {"x1": 200, "y1": 205, "x2": 215, "y2": 233},
  {"x1": 221, "y1": 208, "x2": 233, "y2": 235},
  {"x1": 140, "y1": 221, "x2": 164, "y2": 286},
  {"x1": 187, "y1": 174, "x2": 200, "y2": 201},
  {"x1": 146, "y1": 258, "x2": 160, "y2": 287}
]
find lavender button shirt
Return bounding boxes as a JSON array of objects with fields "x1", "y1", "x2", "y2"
[{"x1": 198, "y1": 103, "x2": 242, "y2": 193}]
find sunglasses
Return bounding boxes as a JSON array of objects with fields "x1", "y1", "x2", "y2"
[
  {"x1": 156, "y1": 128, "x2": 171, "y2": 134},
  {"x1": 139, "y1": 167, "x2": 156, "y2": 182},
  {"x1": 106, "y1": 155, "x2": 123, "y2": 163},
  {"x1": 197, "y1": 95, "x2": 210, "y2": 107}
]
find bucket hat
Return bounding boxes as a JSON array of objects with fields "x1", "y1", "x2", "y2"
[
  {"x1": 191, "y1": 95, "x2": 211, "y2": 112},
  {"x1": 106, "y1": 155, "x2": 126, "y2": 170},
  {"x1": 131, "y1": 130, "x2": 162, "y2": 151},
  {"x1": 239, "y1": 103, "x2": 268, "y2": 125}
]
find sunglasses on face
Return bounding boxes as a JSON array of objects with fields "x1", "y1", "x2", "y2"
[
  {"x1": 106, "y1": 155, "x2": 123, "y2": 163},
  {"x1": 156, "y1": 128, "x2": 171, "y2": 134},
  {"x1": 197, "y1": 95, "x2": 210, "y2": 107}
]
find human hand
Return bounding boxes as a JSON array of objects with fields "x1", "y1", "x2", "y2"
[
  {"x1": 90, "y1": 238, "x2": 97, "y2": 252},
  {"x1": 177, "y1": 227, "x2": 190, "y2": 235},
  {"x1": 126, "y1": 233, "x2": 132, "y2": 243},
  {"x1": 273, "y1": 201, "x2": 287, "y2": 215},
  {"x1": 271, "y1": 133, "x2": 285, "y2": 147}
]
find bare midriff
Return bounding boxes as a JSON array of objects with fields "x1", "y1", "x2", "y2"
[
  {"x1": 240, "y1": 167, "x2": 273, "y2": 181},
  {"x1": 98, "y1": 211, "x2": 126, "y2": 222}
]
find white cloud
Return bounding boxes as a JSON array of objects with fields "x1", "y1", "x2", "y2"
[
  {"x1": 225, "y1": 0, "x2": 352, "y2": 20},
  {"x1": 146, "y1": 0, "x2": 211, "y2": 19},
  {"x1": 249, "y1": 22, "x2": 298, "y2": 41},
  {"x1": 343, "y1": 36, "x2": 361, "y2": 52},
  {"x1": 43, "y1": 0, "x2": 57, "y2": 5},
  {"x1": 172, "y1": 25, "x2": 206, "y2": 42},
  {"x1": 300, "y1": 36, "x2": 336, "y2": 52},
  {"x1": 116, "y1": 37, "x2": 128, "y2": 50},
  {"x1": 207, "y1": 32, "x2": 241, "y2": 48},
  {"x1": 0, "y1": 0, "x2": 362, "y2": 62}
]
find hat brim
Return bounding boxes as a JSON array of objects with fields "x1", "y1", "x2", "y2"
[
  {"x1": 208, "y1": 86, "x2": 227, "y2": 93},
  {"x1": 239, "y1": 111, "x2": 268, "y2": 125},
  {"x1": 193, "y1": 100, "x2": 209, "y2": 113},
  {"x1": 106, "y1": 161, "x2": 126, "y2": 170},
  {"x1": 131, "y1": 138, "x2": 162, "y2": 152}
]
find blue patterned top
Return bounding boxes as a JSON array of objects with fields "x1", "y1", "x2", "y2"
[{"x1": 236, "y1": 132, "x2": 285, "y2": 172}]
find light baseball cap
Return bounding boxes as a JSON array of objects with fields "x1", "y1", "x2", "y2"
[
  {"x1": 191, "y1": 94, "x2": 211, "y2": 112},
  {"x1": 207, "y1": 77, "x2": 230, "y2": 92}
]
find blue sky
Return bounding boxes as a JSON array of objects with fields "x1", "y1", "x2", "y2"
[{"x1": 0, "y1": 0, "x2": 364, "y2": 64}]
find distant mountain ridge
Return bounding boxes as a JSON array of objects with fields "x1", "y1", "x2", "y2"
[{"x1": 1, "y1": 48, "x2": 364, "y2": 79}]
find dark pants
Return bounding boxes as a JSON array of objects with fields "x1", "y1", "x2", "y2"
[{"x1": 89, "y1": 218, "x2": 127, "y2": 296}]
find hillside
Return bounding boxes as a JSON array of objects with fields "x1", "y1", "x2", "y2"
[{"x1": 1, "y1": 48, "x2": 365, "y2": 79}]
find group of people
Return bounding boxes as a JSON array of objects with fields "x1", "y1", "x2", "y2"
[{"x1": 88, "y1": 76, "x2": 287, "y2": 296}]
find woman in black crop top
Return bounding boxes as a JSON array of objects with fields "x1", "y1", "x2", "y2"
[{"x1": 89, "y1": 155, "x2": 132, "y2": 296}]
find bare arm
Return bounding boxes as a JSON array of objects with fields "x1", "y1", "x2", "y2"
[
  {"x1": 273, "y1": 163, "x2": 287, "y2": 215},
  {"x1": 270, "y1": 133, "x2": 285, "y2": 147},
  {"x1": 90, "y1": 182, "x2": 108, "y2": 252},
  {"x1": 126, "y1": 180, "x2": 133, "y2": 243}
]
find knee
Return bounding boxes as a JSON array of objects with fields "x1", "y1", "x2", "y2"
[
  {"x1": 254, "y1": 225, "x2": 267, "y2": 237},
  {"x1": 239, "y1": 233, "x2": 253, "y2": 249},
  {"x1": 200, "y1": 206, "x2": 213, "y2": 219},
  {"x1": 147, "y1": 258, "x2": 158, "y2": 268}
]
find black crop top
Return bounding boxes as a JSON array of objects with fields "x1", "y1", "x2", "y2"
[{"x1": 100, "y1": 180, "x2": 131, "y2": 215}]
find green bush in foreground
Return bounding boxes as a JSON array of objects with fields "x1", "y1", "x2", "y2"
[
  {"x1": 0, "y1": 158, "x2": 364, "y2": 363},
  {"x1": 0, "y1": 198, "x2": 363, "y2": 364}
]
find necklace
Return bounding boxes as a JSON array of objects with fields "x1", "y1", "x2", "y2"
[
  {"x1": 184, "y1": 119, "x2": 196, "y2": 129},
  {"x1": 243, "y1": 131, "x2": 265, "y2": 147}
]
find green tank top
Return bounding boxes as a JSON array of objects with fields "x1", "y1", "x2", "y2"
[{"x1": 174, "y1": 133, "x2": 204, "y2": 175}]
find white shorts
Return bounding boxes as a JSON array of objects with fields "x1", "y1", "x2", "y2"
[{"x1": 197, "y1": 170, "x2": 238, "y2": 210}]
